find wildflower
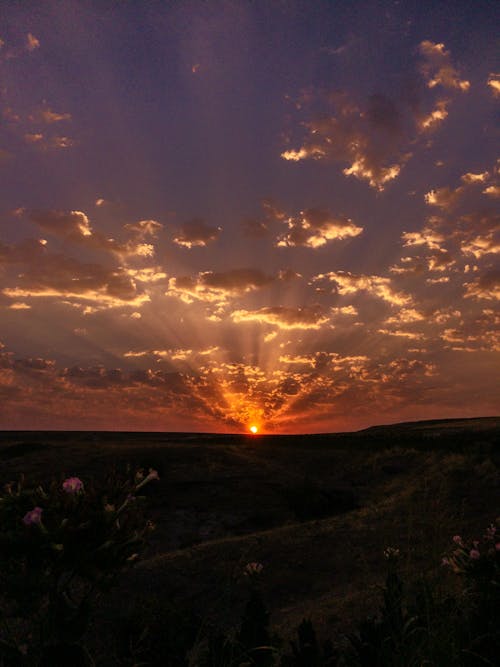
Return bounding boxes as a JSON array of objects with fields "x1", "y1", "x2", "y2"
[
  {"x1": 23, "y1": 506, "x2": 43, "y2": 526},
  {"x1": 452, "y1": 535, "x2": 463, "y2": 546},
  {"x1": 441, "y1": 557, "x2": 450, "y2": 566},
  {"x1": 495, "y1": 543, "x2": 500, "y2": 552},
  {"x1": 469, "y1": 549, "x2": 480, "y2": 559},
  {"x1": 383, "y1": 547, "x2": 400, "y2": 559},
  {"x1": 244, "y1": 562, "x2": 264, "y2": 576},
  {"x1": 135, "y1": 468, "x2": 160, "y2": 491},
  {"x1": 62, "y1": 477, "x2": 84, "y2": 494},
  {"x1": 484, "y1": 524, "x2": 496, "y2": 540}
]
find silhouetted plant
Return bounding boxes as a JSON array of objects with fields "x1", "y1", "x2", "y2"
[
  {"x1": 114, "y1": 596, "x2": 200, "y2": 666},
  {"x1": 0, "y1": 467, "x2": 158, "y2": 665},
  {"x1": 280, "y1": 618, "x2": 337, "y2": 666}
]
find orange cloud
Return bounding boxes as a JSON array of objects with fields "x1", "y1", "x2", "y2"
[
  {"x1": 166, "y1": 268, "x2": 290, "y2": 305},
  {"x1": 26, "y1": 33, "x2": 40, "y2": 52},
  {"x1": 419, "y1": 41, "x2": 470, "y2": 91},
  {"x1": 275, "y1": 207, "x2": 363, "y2": 248},
  {"x1": 487, "y1": 73, "x2": 500, "y2": 97},
  {"x1": 313, "y1": 271, "x2": 412, "y2": 306},
  {"x1": 30, "y1": 107, "x2": 72, "y2": 124},
  {"x1": 281, "y1": 92, "x2": 407, "y2": 190},
  {"x1": 464, "y1": 271, "x2": 500, "y2": 301},
  {"x1": 231, "y1": 304, "x2": 330, "y2": 329}
]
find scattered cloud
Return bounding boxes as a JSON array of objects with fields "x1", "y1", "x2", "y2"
[
  {"x1": 231, "y1": 304, "x2": 330, "y2": 329},
  {"x1": 275, "y1": 207, "x2": 362, "y2": 248},
  {"x1": 313, "y1": 271, "x2": 412, "y2": 306},
  {"x1": 30, "y1": 107, "x2": 71, "y2": 124},
  {"x1": 281, "y1": 42, "x2": 469, "y2": 189},
  {"x1": 166, "y1": 268, "x2": 291, "y2": 305},
  {"x1": 418, "y1": 41, "x2": 470, "y2": 91},
  {"x1": 487, "y1": 73, "x2": 500, "y2": 97},
  {"x1": 464, "y1": 270, "x2": 500, "y2": 301},
  {"x1": 26, "y1": 33, "x2": 40, "y2": 52},
  {"x1": 172, "y1": 219, "x2": 222, "y2": 248}
]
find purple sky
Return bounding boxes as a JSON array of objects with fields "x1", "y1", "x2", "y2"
[{"x1": 0, "y1": 1, "x2": 498, "y2": 433}]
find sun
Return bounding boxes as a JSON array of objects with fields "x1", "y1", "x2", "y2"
[{"x1": 249, "y1": 425, "x2": 259, "y2": 434}]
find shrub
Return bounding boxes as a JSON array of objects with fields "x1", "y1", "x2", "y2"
[{"x1": 0, "y1": 467, "x2": 158, "y2": 665}]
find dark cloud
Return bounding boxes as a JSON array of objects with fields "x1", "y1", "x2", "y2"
[{"x1": 172, "y1": 218, "x2": 222, "y2": 248}]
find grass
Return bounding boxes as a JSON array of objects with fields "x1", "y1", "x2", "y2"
[{"x1": 0, "y1": 417, "x2": 498, "y2": 664}]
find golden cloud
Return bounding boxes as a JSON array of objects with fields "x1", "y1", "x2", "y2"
[
  {"x1": 231, "y1": 304, "x2": 330, "y2": 329},
  {"x1": 275, "y1": 207, "x2": 363, "y2": 248},
  {"x1": 313, "y1": 271, "x2": 412, "y2": 306},
  {"x1": 419, "y1": 41, "x2": 470, "y2": 91}
]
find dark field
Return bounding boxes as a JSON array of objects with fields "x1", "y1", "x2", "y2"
[{"x1": 1, "y1": 417, "x2": 499, "y2": 660}]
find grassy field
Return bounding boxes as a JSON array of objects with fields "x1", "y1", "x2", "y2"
[{"x1": 1, "y1": 416, "x2": 498, "y2": 663}]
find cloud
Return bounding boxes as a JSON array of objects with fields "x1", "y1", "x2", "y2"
[
  {"x1": 2, "y1": 253, "x2": 150, "y2": 310},
  {"x1": 28, "y1": 210, "x2": 159, "y2": 259},
  {"x1": 281, "y1": 42, "x2": 469, "y2": 190},
  {"x1": 402, "y1": 227, "x2": 445, "y2": 250},
  {"x1": 377, "y1": 329, "x2": 425, "y2": 340},
  {"x1": 483, "y1": 185, "x2": 500, "y2": 198},
  {"x1": 418, "y1": 99, "x2": 449, "y2": 130},
  {"x1": 166, "y1": 268, "x2": 287, "y2": 305},
  {"x1": 30, "y1": 107, "x2": 71, "y2": 124},
  {"x1": 487, "y1": 73, "x2": 500, "y2": 97},
  {"x1": 313, "y1": 271, "x2": 412, "y2": 306},
  {"x1": 231, "y1": 304, "x2": 330, "y2": 329},
  {"x1": 463, "y1": 270, "x2": 500, "y2": 300},
  {"x1": 241, "y1": 218, "x2": 270, "y2": 238},
  {"x1": 418, "y1": 41, "x2": 470, "y2": 91},
  {"x1": 24, "y1": 134, "x2": 76, "y2": 150},
  {"x1": 124, "y1": 219, "x2": 163, "y2": 239},
  {"x1": 172, "y1": 218, "x2": 222, "y2": 248},
  {"x1": 14, "y1": 357, "x2": 55, "y2": 373},
  {"x1": 30, "y1": 209, "x2": 93, "y2": 238},
  {"x1": 0, "y1": 239, "x2": 48, "y2": 264},
  {"x1": 275, "y1": 207, "x2": 363, "y2": 248},
  {"x1": 425, "y1": 186, "x2": 464, "y2": 209},
  {"x1": 24, "y1": 133, "x2": 44, "y2": 144},
  {"x1": 281, "y1": 92, "x2": 407, "y2": 190},
  {"x1": 124, "y1": 346, "x2": 220, "y2": 363},
  {"x1": 461, "y1": 233, "x2": 500, "y2": 259},
  {"x1": 385, "y1": 308, "x2": 425, "y2": 324},
  {"x1": 26, "y1": 33, "x2": 40, "y2": 52}
]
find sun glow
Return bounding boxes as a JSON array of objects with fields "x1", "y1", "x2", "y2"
[{"x1": 249, "y1": 425, "x2": 259, "y2": 434}]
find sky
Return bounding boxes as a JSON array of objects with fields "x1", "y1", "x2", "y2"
[{"x1": 0, "y1": 0, "x2": 498, "y2": 433}]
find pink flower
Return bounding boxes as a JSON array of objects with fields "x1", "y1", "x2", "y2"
[
  {"x1": 62, "y1": 477, "x2": 84, "y2": 494},
  {"x1": 23, "y1": 506, "x2": 43, "y2": 526},
  {"x1": 485, "y1": 524, "x2": 496, "y2": 540},
  {"x1": 495, "y1": 543, "x2": 500, "y2": 552},
  {"x1": 452, "y1": 535, "x2": 463, "y2": 546},
  {"x1": 469, "y1": 549, "x2": 480, "y2": 559},
  {"x1": 244, "y1": 562, "x2": 264, "y2": 576},
  {"x1": 441, "y1": 557, "x2": 450, "y2": 566}
]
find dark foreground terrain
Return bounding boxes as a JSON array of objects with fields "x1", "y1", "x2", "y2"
[{"x1": 1, "y1": 416, "x2": 499, "y2": 663}]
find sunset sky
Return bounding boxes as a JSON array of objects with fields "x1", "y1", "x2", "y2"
[{"x1": 1, "y1": 1, "x2": 498, "y2": 433}]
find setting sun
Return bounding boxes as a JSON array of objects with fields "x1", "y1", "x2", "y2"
[{"x1": 249, "y1": 425, "x2": 259, "y2": 434}]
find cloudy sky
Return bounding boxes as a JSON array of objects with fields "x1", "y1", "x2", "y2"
[{"x1": 0, "y1": 0, "x2": 498, "y2": 433}]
